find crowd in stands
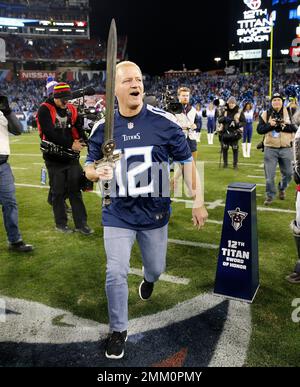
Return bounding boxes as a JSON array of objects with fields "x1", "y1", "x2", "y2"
[
  {"x1": 3, "y1": 35, "x2": 127, "y2": 63},
  {"x1": 0, "y1": 70, "x2": 298, "y2": 116},
  {"x1": 0, "y1": 72, "x2": 105, "y2": 113},
  {"x1": 0, "y1": 0, "x2": 89, "y2": 21},
  {"x1": 145, "y1": 71, "x2": 300, "y2": 114}
]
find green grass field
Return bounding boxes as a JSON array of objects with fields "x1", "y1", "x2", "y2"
[{"x1": 0, "y1": 129, "x2": 299, "y2": 367}]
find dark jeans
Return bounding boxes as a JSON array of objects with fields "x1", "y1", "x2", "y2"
[
  {"x1": 0, "y1": 162, "x2": 22, "y2": 243},
  {"x1": 45, "y1": 160, "x2": 87, "y2": 228}
]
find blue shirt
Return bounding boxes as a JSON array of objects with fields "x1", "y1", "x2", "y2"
[{"x1": 86, "y1": 104, "x2": 192, "y2": 230}]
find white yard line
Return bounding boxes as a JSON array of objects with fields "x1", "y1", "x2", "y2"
[
  {"x1": 15, "y1": 183, "x2": 50, "y2": 189},
  {"x1": 168, "y1": 239, "x2": 218, "y2": 250},
  {"x1": 204, "y1": 161, "x2": 264, "y2": 167},
  {"x1": 129, "y1": 268, "x2": 190, "y2": 285},
  {"x1": 14, "y1": 184, "x2": 295, "y2": 214},
  {"x1": 257, "y1": 206, "x2": 295, "y2": 214},
  {"x1": 247, "y1": 175, "x2": 265, "y2": 179},
  {"x1": 10, "y1": 154, "x2": 42, "y2": 157}
]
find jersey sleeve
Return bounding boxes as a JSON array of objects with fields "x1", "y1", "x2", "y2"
[
  {"x1": 85, "y1": 121, "x2": 105, "y2": 165},
  {"x1": 167, "y1": 121, "x2": 192, "y2": 163}
]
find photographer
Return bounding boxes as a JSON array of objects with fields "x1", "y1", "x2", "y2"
[
  {"x1": 257, "y1": 93, "x2": 297, "y2": 206},
  {"x1": 218, "y1": 97, "x2": 245, "y2": 169},
  {"x1": 37, "y1": 83, "x2": 93, "y2": 235},
  {"x1": 0, "y1": 95, "x2": 33, "y2": 252}
]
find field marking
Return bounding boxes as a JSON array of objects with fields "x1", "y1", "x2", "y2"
[
  {"x1": 168, "y1": 239, "x2": 218, "y2": 250},
  {"x1": 15, "y1": 183, "x2": 50, "y2": 189},
  {"x1": 10, "y1": 153, "x2": 43, "y2": 157},
  {"x1": 129, "y1": 268, "x2": 190, "y2": 285},
  {"x1": 247, "y1": 175, "x2": 265, "y2": 179},
  {"x1": 207, "y1": 219, "x2": 223, "y2": 225},
  {"x1": 257, "y1": 206, "x2": 295, "y2": 214},
  {"x1": 0, "y1": 293, "x2": 251, "y2": 367},
  {"x1": 14, "y1": 184, "x2": 295, "y2": 214},
  {"x1": 172, "y1": 198, "x2": 224, "y2": 210},
  {"x1": 204, "y1": 161, "x2": 264, "y2": 167}
]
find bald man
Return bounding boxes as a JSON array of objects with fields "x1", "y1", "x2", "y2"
[{"x1": 85, "y1": 61, "x2": 208, "y2": 359}]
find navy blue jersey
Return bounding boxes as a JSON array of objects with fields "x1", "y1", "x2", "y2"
[{"x1": 86, "y1": 104, "x2": 192, "y2": 230}]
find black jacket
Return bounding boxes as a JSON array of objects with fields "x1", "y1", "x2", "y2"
[
  {"x1": 218, "y1": 104, "x2": 246, "y2": 144},
  {"x1": 37, "y1": 98, "x2": 87, "y2": 163}
]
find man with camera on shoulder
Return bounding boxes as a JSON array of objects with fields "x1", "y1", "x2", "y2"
[
  {"x1": 257, "y1": 93, "x2": 297, "y2": 206},
  {"x1": 0, "y1": 95, "x2": 33, "y2": 252},
  {"x1": 37, "y1": 83, "x2": 93, "y2": 235}
]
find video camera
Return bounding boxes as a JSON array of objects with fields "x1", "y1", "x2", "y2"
[
  {"x1": 72, "y1": 86, "x2": 105, "y2": 134},
  {"x1": 162, "y1": 86, "x2": 183, "y2": 115},
  {"x1": 271, "y1": 111, "x2": 284, "y2": 130}
]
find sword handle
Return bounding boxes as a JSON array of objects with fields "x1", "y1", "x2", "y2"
[{"x1": 95, "y1": 151, "x2": 123, "y2": 207}]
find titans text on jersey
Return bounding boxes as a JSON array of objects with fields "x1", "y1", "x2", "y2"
[{"x1": 86, "y1": 104, "x2": 192, "y2": 231}]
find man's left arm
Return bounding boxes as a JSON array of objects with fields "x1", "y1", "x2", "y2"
[
  {"x1": 168, "y1": 123, "x2": 208, "y2": 229},
  {"x1": 182, "y1": 160, "x2": 208, "y2": 229}
]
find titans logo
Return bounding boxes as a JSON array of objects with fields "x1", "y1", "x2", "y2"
[
  {"x1": 228, "y1": 208, "x2": 248, "y2": 232},
  {"x1": 243, "y1": 0, "x2": 261, "y2": 10}
]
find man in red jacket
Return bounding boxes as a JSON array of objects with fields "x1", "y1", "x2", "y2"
[{"x1": 37, "y1": 83, "x2": 93, "y2": 235}]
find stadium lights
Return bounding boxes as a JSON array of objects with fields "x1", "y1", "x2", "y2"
[
  {"x1": 62, "y1": 29, "x2": 72, "y2": 32},
  {"x1": 35, "y1": 28, "x2": 45, "y2": 31},
  {"x1": 75, "y1": 29, "x2": 85, "y2": 32},
  {"x1": 214, "y1": 57, "x2": 221, "y2": 63},
  {"x1": 8, "y1": 27, "x2": 18, "y2": 30},
  {"x1": 49, "y1": 29, "x2": 59, "y2": 32}
]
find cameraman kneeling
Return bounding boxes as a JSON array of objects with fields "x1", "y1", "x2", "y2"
[
  {"x1": 37, "y1": 83, "x2": 93, "y2": 235},
  {"x1": 257, "y1": 93, "x2": 297, "y2": 206},
  {"x1": 0, "y1": 96, "x2": 33, "y2": 252}
]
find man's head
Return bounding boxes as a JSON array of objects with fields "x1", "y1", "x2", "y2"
[
  {"x1": 271, "y1": 93, "x2": 284, "y2": 111},
  {"x1": 178, "y1": 87, "x2": 191, "y2": 105},
  {"x1": 115, "y1": 61, "x2": 144, "y2": 115},
  {"x1": 227, "y1": 96, "x2": 237, "y2": 110},
  {"x1": 53, "y1": 83, "x2": 72, "y2": 109}
]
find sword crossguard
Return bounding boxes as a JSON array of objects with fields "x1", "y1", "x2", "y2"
[{"x1": 102, "y1": 139, "x2": 116, "y2": 157}]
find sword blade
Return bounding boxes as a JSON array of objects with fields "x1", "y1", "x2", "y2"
[{"x1": 104, "y1": 19, "x2": 117, "y2": 146}]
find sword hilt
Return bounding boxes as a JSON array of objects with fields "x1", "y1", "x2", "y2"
[{"x1": 95, "y1": 146, "x2": 123, "y2": 207}]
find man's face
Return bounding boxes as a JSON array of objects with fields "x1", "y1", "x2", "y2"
[
  {"x1": 115, "y1": 65, "x2": 144, "y2": 111},
  {"x1": 54, "y1": 98, "x2": 69, "y2": 109},
  {"x1": 228, "y1": 102, "x2": 236, "y2": 110},
  {"x1": 272, "y1": 98, "x2": 283, "y2": 110},
  {"x1": 178, "y1": 92, "x2": 190, "y2": 105}
]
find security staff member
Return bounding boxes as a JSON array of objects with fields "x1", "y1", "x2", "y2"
[
  {"x1": 37, "y1": 83, "x2": 93, "y2": 235},
  {"x1": 0, "y1": 95, "x2": 33, "y2": 252}
]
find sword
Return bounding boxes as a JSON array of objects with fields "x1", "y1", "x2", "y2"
[{"x1": 95, "y1": 19, "x2": 122, "y2": 206}]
